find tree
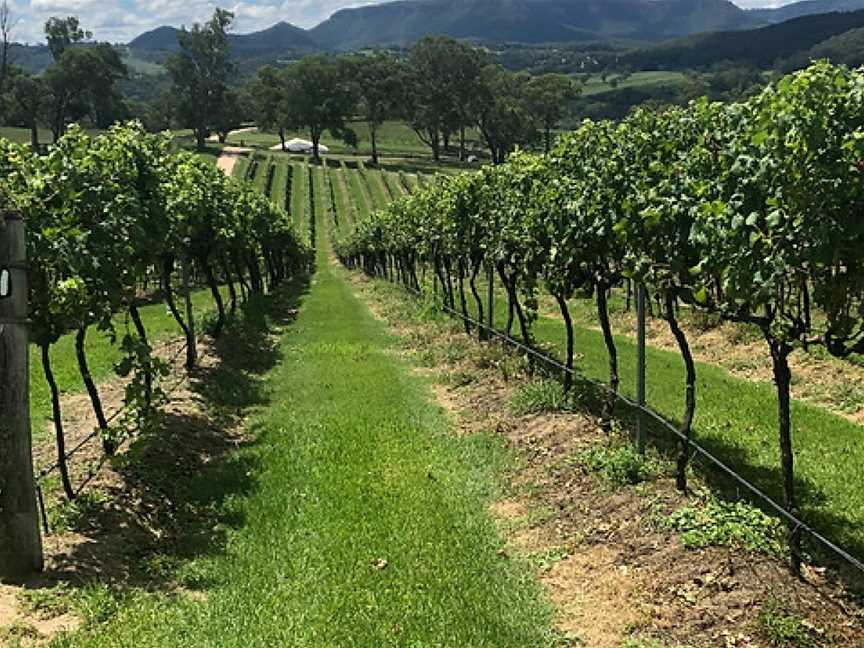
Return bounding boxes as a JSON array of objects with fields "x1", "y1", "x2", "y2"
[
  {"x1": 44, "y1": 16, "x2": 90, "y2": 62},
  {"x1": 213, "y1": 87, "x2": 245, "y2": 144},
  {"x1": 2, "y1": 67, "x2": 45, "y2": 149},
  {"x1": 444, "y1": 43, "x2": 486, "y2": 161},
  {"x1": 344, "y1": 53, "x2": 405, "y2": 165},
  {"x1": 0, "y1": 0, "x2": 13, "y2": 99},
  {"x1": 405, "y1": 37, "x2": 479, "y2": 162},
  {"x1": 282, "y1": 55, "x2": 357, "y2": 162},
  {"x1": 166, "y1": 9, "x2": 233, "y2": 151},
  {"x1": 249, "y1": 65, "x2": 289, "y2": 150},
  {"x1": 42, "y1": 44, "x2": 127, "y2": 141},
  {"x1": 475, "y1": 65, "x2": 535, "y2": 164},
  {"x1": 526, "y1": 73, "x2": 580, "y2": 153},
  {"x1": 139, "y1": 89, "x2": 175, "y2": 133}
]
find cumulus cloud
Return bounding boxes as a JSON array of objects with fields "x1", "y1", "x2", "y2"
[{"x1": 7, "y1": 0, "x2": 798, "y2": 44}]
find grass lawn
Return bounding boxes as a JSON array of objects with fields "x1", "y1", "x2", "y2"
[
  {"x1": 290, "y1": 161, "x2": 308, "y2": 233},
  {"x1": 331, "y1": 168, "x2": 357, "y2": 234},
  {"x1": 222, "y1": 120, "x2": 431, "y2": 158},
  {"x1": 359, "y1": 162, "x2": 391, "y2": 211},
  {"x1": 310, "y1": 164, "x2": 329, "y2": 233},
  {"x1": 580, "y1": 70, "x2": 688, "y2": 97},
  {"x1": 271, "y1": 161, "x2": 289, "y2": 210},
  {"x1": 252, "y1": 155, "x2": 271, "y2": 196},
  {"x1": 59, "y1": 197, "x2": 554, "y2": 648},
  {"x1": 0, "y1": 126, "x2": 55, "y2": 146},
  {"x1": 343, "y1": 162, "x2": 373, "y2": 221}
]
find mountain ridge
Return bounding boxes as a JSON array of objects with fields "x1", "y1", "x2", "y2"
[
  {"x1": 749, "y1": 0, "x2": 864, "y2": 23},
  {"x1": 128, "y1": 20, "x2": 318, "y2": 53},
  {"x1": 308, "y1": 0, "x2": 764, "y2": 48}
]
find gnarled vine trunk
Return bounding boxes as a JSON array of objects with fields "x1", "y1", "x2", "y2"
[
  {"x1": 555, "y1": 292, "x2": 575, "y2": 393},
  {"x1": 200, "y1": 258, "x2": 226, "y2": 338},
  {"x1": 768, "y1": 336, "x2": 801, "y2": 576},
  {"x1": 162, "y1": 257, "x2": 195, "y2": 370},
  {"x1": 457, "y1": 260, "x2": 472, "y2": 335},
  {"x1": 129, "y1": 303, "x2": 152, "y2": 412},
  {"x1": 41, "y1": 343, "x2": 75, "y2": 500},
  {"x1": 75, "y1": 326, "x2": 114, "y2": 455},
  {"x1": 469, "y1": 261, "x2": 485, "y2": 341},
  {"x1": 664, "y1": 292, "x2": 696, "y2": 492},
  {"x1": 596, "y1": 283, "x2": 619, "y2": 432}
]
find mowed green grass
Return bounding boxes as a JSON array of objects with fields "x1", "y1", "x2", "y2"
[
  {"x1": 0, "y1": 126, "x2": 56, "y2": 145},
  {"x1": 59, "y1": 206, "x2": 553, "y2": 648},
  {"x1": 580, "y1": 70, "x2": 688, "y2": 97},
  {"x1": 221, "y1": 120, "x2": 432, "y2": 157},
  {"x1": 291, "y1": 160, "x2": 308, "y2": 232}
]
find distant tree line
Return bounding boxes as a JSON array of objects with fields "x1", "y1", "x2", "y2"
[
  {"x1": 243, "y1": 32, "x2": 580, "y2": 164},
  {"x1": 0, "y1": 8, "x2": 581, "y2": 165}
]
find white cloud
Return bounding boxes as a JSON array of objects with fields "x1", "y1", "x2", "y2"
[{"x1": 6, "y1": 0, "x2": 802, "y2": 45}]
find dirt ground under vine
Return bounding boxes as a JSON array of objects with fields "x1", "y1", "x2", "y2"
[{"x1": 349, "y1": 271, "x2": 864, "y2": 648}]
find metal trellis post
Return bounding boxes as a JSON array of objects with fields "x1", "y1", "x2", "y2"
[{"x1": 636, "y1": 283, "x2": 647, "y2": 455}]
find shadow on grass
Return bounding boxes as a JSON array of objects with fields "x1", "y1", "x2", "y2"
[{"x1": 19, "y1": 274, "x2": 310, "y2": 603}]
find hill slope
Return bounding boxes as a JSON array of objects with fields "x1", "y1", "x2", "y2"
[
  {"x1": 750, "y1": 0, "x2": 864, "y2": 23},
  {"x1": 309, "y1": 0, "x2": 762, "y2": 48},
  {"x1": 129, "y1": 22, "x2": 319, "y2": 54},
  {"x1": 625, "y1": 9, "x2": 864, "y2": 69}
]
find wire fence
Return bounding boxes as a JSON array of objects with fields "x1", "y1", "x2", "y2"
[
  {"x1": 389, "y1": 271, "x2": 864, "y2": 579},
  {"x1": 31, "y1": 333, "x2": 219, "y2": 535}
]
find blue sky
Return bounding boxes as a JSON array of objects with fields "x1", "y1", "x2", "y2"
[{"x1": 8, "y1": 0, "x2": 799, "y2": 44}]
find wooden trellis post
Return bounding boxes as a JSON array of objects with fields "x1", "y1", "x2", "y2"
[{"x1": 0, "y1": 211, "x2": 44, "y2": 580}]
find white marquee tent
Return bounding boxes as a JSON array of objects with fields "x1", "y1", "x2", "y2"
[{"x1": 271, "y1": 138, "x2": 330, "y2": 154}]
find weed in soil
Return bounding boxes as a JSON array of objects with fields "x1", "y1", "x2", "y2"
[
  {"x1": 577, "y1": 444, "x2": 661, "y2": 487},
  {"x1": 663, "y1": 492, "x2": 786, "y2": 557},
  {"x1": 511, "y1": 380, "x2": 574, "y2": 416},
  {"x1": 757, "y1": 595, "x2": 827, "y2": 648}
]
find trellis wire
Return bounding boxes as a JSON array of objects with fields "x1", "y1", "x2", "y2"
[
  {"x1": 395, "y1": 272, "x2": 864, "y2": 578},
  {"x1": 34, "y1": 337, "x2": 191, "y2": 485}
]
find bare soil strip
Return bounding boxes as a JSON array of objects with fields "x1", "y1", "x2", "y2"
[{"x1": 216, "y1": 147, "x2": 254, "y2": 177}]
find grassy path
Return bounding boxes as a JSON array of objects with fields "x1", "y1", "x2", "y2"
[{"x1": 63, "y1": 211, "x2": 552, "y2": 647}]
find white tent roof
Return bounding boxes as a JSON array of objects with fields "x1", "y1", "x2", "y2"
[{"x1": 271, "y1": 138, "x2": 330, "y2": 154}]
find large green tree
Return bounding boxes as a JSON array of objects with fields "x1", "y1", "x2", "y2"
[
  {"x1": 405, "y1": 37, "x2": 484, "y2": 162},
  {"x1": 44, "y1": 16, "x2": 90, "y2": 62},
  {"x1": 2, "y1": 67, "x2": 45, "y2": 148},
  {"x1": 248, "y1": 65, "x2": 290, "y2": 150},
  {"x1": 0, "y1": 1, "x2": 12, "y2": 99},
  {"x1": 282, "y1": 55, "x2": 357, "y2": 161},
  {"x1": 213, "y1": 87, "x2": 246, "y2": 144},
  {"x1": 42, "y1": 43, "x2": 127, "y2": 141},
  {"x1": 526, "y1": 73, "x2": 580, "y2": 153},
  {"x1": 475, "y1": 65, "x2": 535, "y2": 164},
  {"x1": 166, "y1": 9, "x2": 234, "y2": 151},
  {"x1": 343, "y1": 53, "x2": 405, "y2": 165}
]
